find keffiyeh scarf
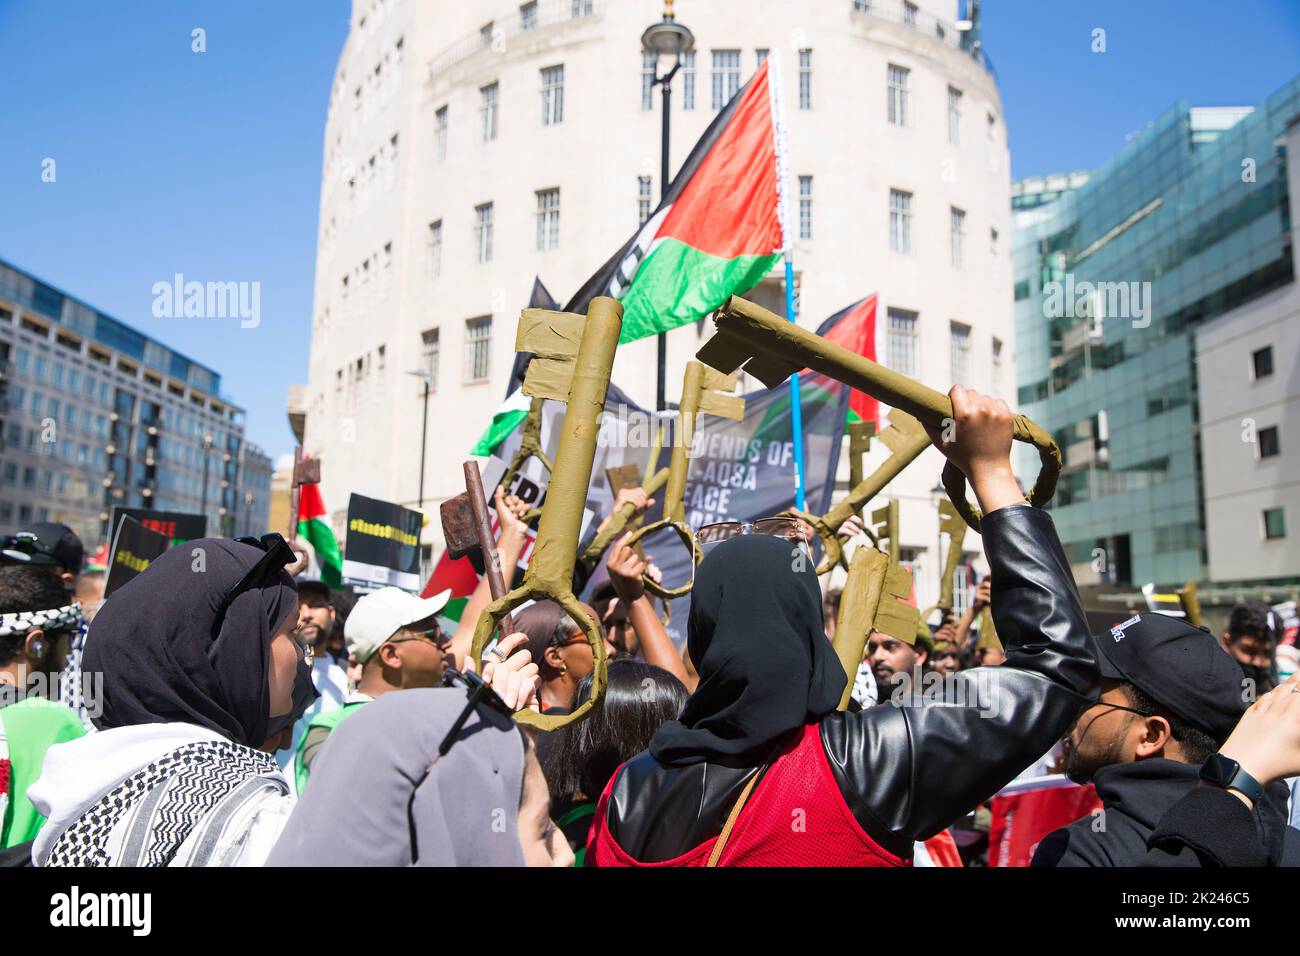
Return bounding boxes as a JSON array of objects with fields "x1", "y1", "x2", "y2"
[{"x1": 43, "y1": 740, "x2": 283, "y2": 867}]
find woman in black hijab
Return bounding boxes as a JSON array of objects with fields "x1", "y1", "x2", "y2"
[
  {"x1": 587, "y1": 388, "x2": 1103, "y2": 866},
  {"x1": 27, "y1": 537, "x2": 314, "y2": 867}
]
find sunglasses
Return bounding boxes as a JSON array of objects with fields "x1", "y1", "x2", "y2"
[
  {"x1": 696, "y1": 516, "x2": 812, "y2": 551},
  {"x1": 0, "y1": 532, "x2": 56, "y2": 564},
  {"x1": 229, "y1": 534, "x2": 306, "y2": 657}
]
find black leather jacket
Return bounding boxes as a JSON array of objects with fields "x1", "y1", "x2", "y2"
[{"x1": 597, "y1": 504, "x2": 1100, "y2": 863}]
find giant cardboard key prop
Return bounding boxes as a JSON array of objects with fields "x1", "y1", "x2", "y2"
[
  {"x1": 783, "y1": 408, "x2": 929, "y2": 575},
  {"x1": 622, "y1": 361, "x2": 744, "y2": 600},
  {"x1": 469, "y1": 298, "x2": 623, "y2": 730},
  {"x1": 831, "y1": 547, "x2": 919, "y2": 712},
  {"x1": 697, "y1": 295, "x2": 1062, "y2": 532},
  {"x1": 497, "y1": 396, "x2": 552, "y2": 498},
  {"x1": 579, "y1": 465, "x2": 670, "y2": 572},
  {"x1": 920, "y1": 499, "x2": 969, "y2": 623}
]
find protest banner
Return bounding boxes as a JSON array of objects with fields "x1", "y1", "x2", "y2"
[
  {"x1": 104, "y1": 514, "x2": 174, "y2": 597},
  {"x1": 987, "y1": 775, "x2": 1102, "y2": 867},
  {"x1": 108, "y1": 507, "x2": 206, "y2": 548},
  {"x1": 342, "y1": 493, "x2": 424, "y2": 591}
]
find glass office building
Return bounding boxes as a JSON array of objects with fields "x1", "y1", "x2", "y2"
[
  {"x1": 1012, "y1": 76, "x2": 1299, "y2": 586},
  {"x1": 0, "y1": 259, "x2": 271, "y2": 549}
]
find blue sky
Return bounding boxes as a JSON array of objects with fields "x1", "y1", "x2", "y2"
[{"x1": 1, "y1": 1, "x2": 1297, "y2": 462}]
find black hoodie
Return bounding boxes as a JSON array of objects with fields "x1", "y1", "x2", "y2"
[{"x1": 1032, "y1": 758, "x2": 1300, "y2": 866}]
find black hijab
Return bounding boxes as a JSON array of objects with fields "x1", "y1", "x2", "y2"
[
  {"x1": 83, "y1": 538, "x2": 300, "y2": 748},
  {"x1": 648, "y1": 534, "x2": 845, "y2": 767}
]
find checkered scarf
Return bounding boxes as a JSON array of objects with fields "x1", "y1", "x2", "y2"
[{"x1": 0, "y1": 602, "x2": 83, "y2": 639}]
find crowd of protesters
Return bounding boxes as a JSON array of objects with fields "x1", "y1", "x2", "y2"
[{"x1": 1, "y1": 386, "x2": 1298, "y2": 867}]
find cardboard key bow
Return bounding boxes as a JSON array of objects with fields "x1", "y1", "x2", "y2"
[
  {"x1": 783, "y1": 408, "x2": 929, "y2": 575},
  {"x1": 622, "y1": 361, "x2": 744, "y2": 599},
  {"x1": 469, "y1": 297, "x2": 623, "y2": 731},
  {"x1": 831, "y1": 548, "x2": 919, "y2": 712},
  {"x1": 698, "y1": 295, "x2": 1063, "y2": 531},
  {"x1": 920, "y1": 499, "x2": 969, "y2": 623}
]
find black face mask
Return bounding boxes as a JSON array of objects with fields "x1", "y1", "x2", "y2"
[
  {"x1": 1240, "y1": 663, "x2": 1277, "y2": 696},
  {"x1": 265, "y1": 657, "x2": 321, "y2": 744}
]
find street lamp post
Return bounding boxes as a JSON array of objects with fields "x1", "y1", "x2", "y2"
[
  {"x1": 641, "y1": 1, "x2": 694, "y2": 411},
  {"x1": 200, "y1": 433, "x2": 213, "y2": 520},
  {"x1": 405, "y1": 369, "x2": 432, "y2": 511}
]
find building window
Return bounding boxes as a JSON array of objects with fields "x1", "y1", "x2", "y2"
[
  {"x1": 536, "y1": 188, "x2": 560, "y2": 250},
  {"x1": 681, "y1": 50, "x2": 696, "y2": 110},
  {"x1": 464, "y1": 317, "x2": 492, "y2": 382},
  {"x1": 711, "y1": 50, "x2": 740, "y2": 110},
  {"x1": 435, "y1": 105, "x2": 448, "y2": 161},
  {"x1": 480, "y1": 22, "x2": 494, "y2": 47},
  {"x1": 950, "y1": 207, "x2": 966, "y2": 269},
  {"x1": 1263, "y1": 507, "x2": 1286, "y2": 541},
  {"x1": 571, "y1": 0, "x2": 592, "y2": 15},
  {"x1": 1252, "y1": 346, "x2": 1274, "y2": 380},
  {"x1": 1258, "y1": 425, "x2": 1281, "y2": 460},
  {"x1": 428, "y1": 220, "x2": 443, "y2": 278},
  {"x1": 950, "y1": 322, "x2": 971, "y2": 383},
  {"x1": 421, "y1": 329, "x2": 440, "y2": 391},
  {"x1": 990, "y1": 227, "x2": 999, "y2": 256},
  {"x1": 798, "y1": 175, "x2": 813, "y2": 240},
  {"x1": 947, "y1": 86, "x2": 962, "y2": 145},
  {"x1": 987, "y1": 111, "x2": 996, "y2": 140},
  {"x1": 642, "y1": 51, "x2": 656, "y2": 111},
  {"x1": 991, "y1": 337, "x2": 1003, "y2": 395},
  {"x1": 638, "y1": 175, "x2": 654, "y2": 225},
  {"x1": 798, "y1": 49, "x2": 812, "y2": 109},
  {"x1": 889, "y1": 189, "x2": 912, "y2": 253},
  {"x1": 480, "y1": 82, "x2": 499, "y2": 142},
  {"x1": 475, "y1": 203, "x2": 494, "y2": 263},
  {"x1": 540, "y1": 65, "x2": 564, "y2": 125},
  {"x1": 887, "y1": 308, "x2": 919, "y2": 377},
  {"x1": 887, "y1": 64, "x2": 909, "y2": 127},
  {"x1": 903, "y1": 1, "x2": 918, "y2": 26},
  {"x1": 755, "y1": 48, "x2": 769, "y2": 68},
  {"x1": 520, "y1": 1, "x2": 537, "y2": 30}
]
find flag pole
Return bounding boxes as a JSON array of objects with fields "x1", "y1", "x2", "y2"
[{"x1": 769, "y1": 53, "x2": 807, "y2": 511}]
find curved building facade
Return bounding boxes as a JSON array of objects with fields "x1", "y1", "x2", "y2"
[{"x1": 303, "y1": 0, "x2": 1013, "y2": 602}]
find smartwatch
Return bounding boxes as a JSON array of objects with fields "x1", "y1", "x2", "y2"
[{"x1": 1199, "y1": 753, "x2": 1265, "y2": 804}]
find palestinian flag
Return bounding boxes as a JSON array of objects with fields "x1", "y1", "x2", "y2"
[
  {"x1": 297, "y1": 483, "x2": 342, "y2": 588},
  {"x1": 566, "y1": 58, "x2": 787, "y2": 342},
  {"x1": 813, "y1": 294, "x2": 879, "y2": 426}
]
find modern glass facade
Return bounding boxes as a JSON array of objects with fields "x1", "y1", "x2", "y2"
[
  {"x1": 1012, "y1": 77, "x2": 1299, "y2": 586},
  {"x1": 0, "y1": 259, "x2": 269, "y2": 548}
]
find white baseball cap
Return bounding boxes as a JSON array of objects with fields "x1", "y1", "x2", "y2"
[{"x1": 344, "y1": 587, "x2": 452, "y2": 664}]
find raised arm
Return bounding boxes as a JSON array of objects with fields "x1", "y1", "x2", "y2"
[
  {"x1": 822, "y1": 386, "x2": 1100, "y2": 849},
  {"x1": 448, "y1": 490, "x2": 531, "y2": 671},
  {"x1": 605, "y1": 534, "x2": 691, "y2": 687}
]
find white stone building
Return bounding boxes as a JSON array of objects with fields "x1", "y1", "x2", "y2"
[{"x1": 301, "y1": 0, "x2": 1014, "y2": 603}]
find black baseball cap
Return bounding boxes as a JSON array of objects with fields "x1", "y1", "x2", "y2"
[
  {"x1": 1094, "y1": 613, "x2": 1247, "y2": 743},
  {"x1": 295, "y1": 578, "x2": 332, "y2": 601},
  {"x1": 1, "y1": 522, "x2": 83, "y2": 573}
]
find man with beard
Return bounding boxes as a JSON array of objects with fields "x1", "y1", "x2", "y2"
[
  {"x1": 866, "y1": 627, "x2": 931, "y2": 706},
  {"x1": 1222, "y1": 601, "x2": 1277, "y2": 695},
  {"x1": 1033, "y1": 613, "x2": 1300, "y2": 866},
  {"x1": 276, "y1": 579, "x2": 349, "y2": 789}
]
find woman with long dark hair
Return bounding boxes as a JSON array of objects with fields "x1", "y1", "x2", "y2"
[{"x1": 541, "y1": 659, "x2": 687, "y2": 864}]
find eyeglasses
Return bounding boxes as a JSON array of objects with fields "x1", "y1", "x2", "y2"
[
  {"x1": 696, "y1": 517, "x2": 813, "y2": 553},
  {"x1": 390, "y1": 626, "x2": 450, "y2": 651},
  {"x1": 1090, "y1": 700, "x2": 1153, "y2": 719}
]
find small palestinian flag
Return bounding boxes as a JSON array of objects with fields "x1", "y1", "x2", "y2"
[
  {"x1": 566, "y1": 58, "x2": 787, "y2": 342},
  {"x1": 813, "y1": 294, "x2": 880, "y2": 426},
  {"x1": 297, "y1": 483, "x2": 342, "y2": 588}
]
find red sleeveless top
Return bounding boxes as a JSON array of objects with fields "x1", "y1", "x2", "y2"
[{"x1": 588, "y1": 722, "x2": 910, "y2": 867}]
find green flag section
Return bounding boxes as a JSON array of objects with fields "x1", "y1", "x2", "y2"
[
  {"x1": 297, "y1": 482, "x2": 342, "y2": 588},
  {"x1": 470, "y1": 389, "x2": 530, "y2": 456},
  {"x1": 565, "y1": 58, "x2": 783, "y2": 340},
  {"x1": 618, "y1": 242, "x2": 780, "y2": 343}
]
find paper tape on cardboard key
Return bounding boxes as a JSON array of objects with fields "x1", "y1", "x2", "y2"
[
  {"x1": 696, "y1": 295, "x2": 1063, "y2": 531},
  {"x1": 622, "y1": 360, "x2": 744, "y2": 599},
  {"x1": 469, "y1": 297, "x2": 623, "y2": 731},
  {"x1": 497, "y1": 395, "x2": 553, "y2": 519},
  {"x1": 784, "y1": 407, "x2": 929, "y2": 575},
  {"x1": 831, "y1": 547, "x2": 919, "y2": 712}
]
